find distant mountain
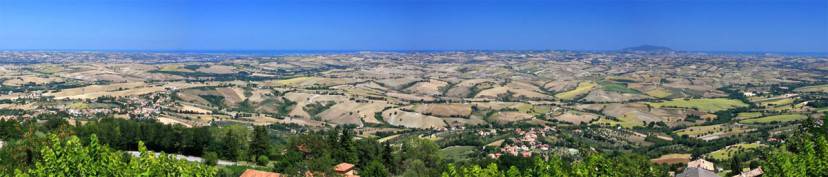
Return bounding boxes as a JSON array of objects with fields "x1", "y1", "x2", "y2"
[{"x1": 621, "y1": 45, "x2": 674, "y2": 53}]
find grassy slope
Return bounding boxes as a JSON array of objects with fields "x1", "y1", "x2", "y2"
[{"x1": 647, "y1": 98, "x2": 748, "y2": 112}]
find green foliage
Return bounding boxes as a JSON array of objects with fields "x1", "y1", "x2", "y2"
[
  {"x1": 362, "y1": 160, "x2": 390, "y2": 177},
  {"x1": 203, "y1": 152, "x2": 219, "y2": 166},
  {"x1": 256, "y1": 155, "x2": 270, "y2": 166},
  {"x1": 236, "y1": 99, "x2": 255, "y2": 113},
  {"x1": 249, "y1": 126, "x2": 271, "y2": 158},
  {"x1": 276, "y1": 98, "x2": 296, "y2": 117},
  {"x1": 14, "y1": 134, "x2": 216, "y2": 176},
  {"x1": 273, "y1": 127, "x2": 393, "y2": 176},
  {"x1": 442, "y1": 152, "x2": 668, "y2": 177},
  {"x1": 762, "y1": 117, "x2": 828, "y2": 176},
  {"x1": 399, "y1": 138, "x2": 443, "y2": 177},
  {"x1": 73, "y1": 118, "x2": 213, "y2": 157},
  {"x1": 303, "y1": 101, "x2": 335, "y2": 120},
  {"x1": 200, "y1": 95, "x2": 226, "y2": 108},
  {"x1": 599, "y1": 81, "x2": 640, "y2": 94},
  {"x1": 216, "y1": 125, "x2": 250, "y2": 161}
]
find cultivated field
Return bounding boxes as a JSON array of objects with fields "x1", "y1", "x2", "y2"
[
  {"x1": 739, "y1": 114, "x2": 807, "y2": 124},
  {"x1": 555, "y1": 81, "x2": 595, "y2": 100},
  {"x1": 382, "y1": 108, "x2": 447, "y2": 129},
  {"x1": 411, "y1": 104, "x2": 472, "y2": 118},
  {"x1": 647, "y1": 98, "x2": 748, "y2": 112},
  {"x1": 794, "y1": 84, "x2": 828, "y2": 93},
  {"x1": 553, "y1": 111, "x2": 599, "y2": 124},
  {"x1": 707, "y1": 143, "x2": 766, "y2": 160},
  {"x1": 650, "y1": 153, "x2": 692, "y2": 165}
]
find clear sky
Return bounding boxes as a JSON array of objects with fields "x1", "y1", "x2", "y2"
[{"x1": 1, "y1": 0, "x2": 826, "y2": 52}]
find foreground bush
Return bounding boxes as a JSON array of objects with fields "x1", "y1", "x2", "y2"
[{"x1": 13, "y1": 134, "x2": 216, "y2": 177}]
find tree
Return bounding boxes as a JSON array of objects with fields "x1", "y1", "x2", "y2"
[
  {"x1": 402, "y1": 159, "x2": 429, "y2": 177},
  {"x1": 203, "y1": 151, "x2": 219, "y2": 166},
  {"x1": 762, "y1": 116, "x2": 828, "y2": 176},
  {"x1": 729, "y1": 156, "x2": 742, "y2": 176},
  {"x1": 333, "y1": 127, "x2": 358, "y2": 164},
  {"x1": 257, "y1": 155, "x2": 270, "y2": 166},
  {"x1": 217, "y1": 125, "x2": 250, "y2": 161},
  {"x1": 362, "y1": 160, "x2": 390, "y2": 177},
  {"x1": 249, "y1": 126, "x2": 271, "y2": 158}
]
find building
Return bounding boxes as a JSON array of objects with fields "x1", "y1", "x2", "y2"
[
  {"x1": 334, "y1": 162, "x2": 359, "y2": 177},
  {"x1": 687, "y1": 159, "x2": 716, "y2": 172},
  {"x1": 676, "y1": 167, "x2": 719, "y2": 177},
  {"x1": 239, "y1": 169, "x2": 281, "y2": 177},
  {"x1": 732, "y1": 167, "x2": 763, "y2": 177}
]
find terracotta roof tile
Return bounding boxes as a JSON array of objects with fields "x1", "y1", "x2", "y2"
[{"x1": 239, "y1": 169, "x2": 281, "y2": 177}]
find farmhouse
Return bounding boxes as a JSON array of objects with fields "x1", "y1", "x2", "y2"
[
  {"x1": 239, "y1": 169, "x2": 281, "y2": 177},
  {"x1": 676, "y1": 167, "x2": 719, "y2": 177},
  {"x1": 334, "y1": 162, "x2": 359, "y2": 177},
  {"x1": 687, "y1": 159, "x2": 716, "y2": 172}
]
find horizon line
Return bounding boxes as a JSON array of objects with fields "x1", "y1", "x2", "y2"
[{"x1": 1, "y1": 48, "x2": 828, "y2": 55}]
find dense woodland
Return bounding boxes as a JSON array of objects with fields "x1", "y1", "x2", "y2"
[{"x1": 0, "y1": 114, "x2": 826, "y2": 176}]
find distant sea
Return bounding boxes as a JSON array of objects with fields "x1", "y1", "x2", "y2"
[
  {"x1": 139, "y1": 50, "x2": 360, "y2": 56},
  {"x1": 4, "y1": 49, "x2": 828, "y2": 57}
]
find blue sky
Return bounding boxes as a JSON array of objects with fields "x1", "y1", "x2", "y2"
[{"x1": 0, "y1": 0, "x2": 826, "y2": 52}]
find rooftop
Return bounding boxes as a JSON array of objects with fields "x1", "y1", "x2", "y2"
[{"x1": 239, "y1": 169, "x2": 281, "y2": 177}]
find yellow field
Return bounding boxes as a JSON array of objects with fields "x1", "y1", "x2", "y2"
[
  {"x1": 647, "y1": 98, "x2": 748, "y2": 112},
  {"x1": 158, "y1": 65, "x2": 192, "y2": 72},
  {"x1": 740, "y1": 114, "x2": 807, "y2": 124},
  {"x1": 707, "y1": 143, "x2": 766, "y2": 160},
  {"x1": 650, "y1": 153, "x2": 691, "y2": 164},
  {"x1": 736, "y1": 112, "x2": 763, "y2": 119},
  {"x1": 555, "y1": 81, "x2": 595, "y2": 100},
  {"x1": 645, "y1": 88, "x2": 672, "y2": 98},
  {"x1": 274, "y1": 76, "x2": 315, "y2": 86}
]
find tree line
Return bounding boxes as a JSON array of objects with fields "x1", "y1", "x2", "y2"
[{"x1": 1, "y1": 115, "x2": 826, "y2": 176}]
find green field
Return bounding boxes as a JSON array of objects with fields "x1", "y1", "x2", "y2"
[
  {"x1": 514, "y1": 104, "x2": 551, "y2": 115},
  {"x1": 707, "y1": 143, "x2": 766, "y2": 160},
  {"x1": 739, "y1": 114, "x2": 807, "y2": 124},
  {"x1": 555, "y1": 82, "x2": 596, "y2": 100},
  {"x1": 438, "y1": 146, "x2": 477, "y2": 162},
  {"x1": 647, "y1": 98, "x2": 748, "y2": 112},
  {"x1": 675, "y1": 124, "x2": 725, "y2": 136},
  {"x1": 736, "y1": 112, "x2": 763, "y2": 119},
  {"x1": 794, "y1": 84, "x2": 828, "y2": 93},
  {"x1": 593, "y1": 114, "x2": 644, "y2": 128},
  {"x1": 599, "y1": 81, "x2": 640, "y2": 94},
  {"x1": 759, "y1": 98, "x2": 794, "y2": 106}
]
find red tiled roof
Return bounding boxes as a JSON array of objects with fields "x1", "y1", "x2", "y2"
[
  {"x1": 239, "y1": 169, "x2": 281, "y2": 177},
  {"x1": 334, "y1": 163, "x2": 355, "y2": 172}
]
